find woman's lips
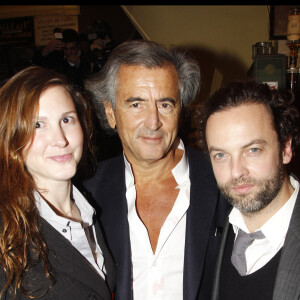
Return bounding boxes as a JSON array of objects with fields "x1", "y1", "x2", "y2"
[{"x1": 49, "y1": 153, "x2": 72, "y2": 162}]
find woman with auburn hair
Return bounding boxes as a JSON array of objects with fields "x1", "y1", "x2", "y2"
[{"x1": 0, "y1": 66, "x2": 115, "y2": 299}]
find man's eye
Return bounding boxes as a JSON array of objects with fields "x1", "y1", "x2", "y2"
[
  {"x1": 249, "y1": 148, "x2": 260, "y2": 154},
  {"x1": 215, "y1": 153, "x2": 226, "y2": 160},
  {"x1": 131, "y1": 103, "x2": 140, "y2": 108},
  {"x1": 160, "y1": 102, "x2": 175, "y2": 109},
  {"x1": 162, "y1": 103, "x2": 171, "y2": 108}
]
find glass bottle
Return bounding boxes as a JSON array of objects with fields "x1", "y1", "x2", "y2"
[
  {"x1": 287, "y1": 8, "x2": 300, "y2": 69},
  {"x1": 286, "y1": 67, "x2": 299, "y2": 92},
  {"x1": 287, "y1": 7, "x2": 300, "y2": 41},
  {"x1": 286, "y1": 8, "x2": 300, "y2": 92}
]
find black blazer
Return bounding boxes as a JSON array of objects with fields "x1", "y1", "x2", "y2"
[
  {"x1": 0, "y1": 217, "x2": 115, "y2": 300},
  {"x1": 83, "y1": 146, "x2": 230, "y2": 300},
  {"x1": 211, "y1": 175, "x2": 300, "y2": 300}
]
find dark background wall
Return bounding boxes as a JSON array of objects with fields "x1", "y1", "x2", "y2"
[
  {"x1": 0, "y1": 6, "x2": 142, "y2": 82},
  {"x1": 78, "y1": 6, "x2": 141, "y2": 44}
]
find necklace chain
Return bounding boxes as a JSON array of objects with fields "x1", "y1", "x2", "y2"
[{"x1": 62, "y1": 200, "x2": 75, "y2": 216}]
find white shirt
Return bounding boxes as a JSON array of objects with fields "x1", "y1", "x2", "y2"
[
  {"x1": 35, "y1": 185, "x2": 106, "y2": 279},
  {"x1": 229, "y1": 175, "x2": 299, "y2": 275},
  {"x1": 125, "y1": 140, "x2": 190, "y2": 300}
]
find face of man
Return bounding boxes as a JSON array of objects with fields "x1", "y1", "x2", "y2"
[
  {"x1": 63, "y1": 42, "x2": 79, "y2": 59},
  {"x1": 206, "y1": 103, "x2": 292, "y2": 214},
  {"x1": 105, "y1": 64, "x2": 181, "y2": 165}
]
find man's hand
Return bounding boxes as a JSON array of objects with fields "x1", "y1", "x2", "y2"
[{"x1": 42, "y1": 39, "x2": 65, "y2": 56}]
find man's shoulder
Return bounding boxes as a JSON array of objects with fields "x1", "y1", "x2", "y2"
[
  {"x1": 97, "y1": 155, "x2": 124, "y2": 169},
  {"x1": 186, "y1": 146, "x2": 213, "y2": 175},
  {"x1": 186, "y1": 146, "x2": 208, "y2": 160},
  {"x1": 86, "y1": 155, "x2": 124, "y2": 183},
  {"x1": 82, "y1": 155, "x2": 125, "y2": 198}
]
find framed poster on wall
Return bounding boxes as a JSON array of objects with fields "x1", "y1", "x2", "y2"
[
  {"x1": 34, "y1": 15, "x2": 78, "y2": 46},
  {"x1": 0, "y1": 16, "x2": 34, "y2": 46}
]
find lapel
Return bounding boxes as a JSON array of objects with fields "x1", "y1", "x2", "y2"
[
  {"x1": 211, "y1": 215, "x2": 231, "y2": 300},
  {"x1": 183, "y1": 148, "x2": 226, "y2": 300},
  {"x1": 89, "y1": 156, "x2": 132, "y2": 300},
  {"x1": 40, "y1": 217, "x2": 112, "y2": 299},
  {"x1": 94, "y1": 218, "x2": 116, "y2": 293},
  {"x1": 273, "y1": 189, "x2": 300, "y2": 300}
]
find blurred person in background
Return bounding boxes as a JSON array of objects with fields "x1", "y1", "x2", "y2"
[
  {"x1": 87, "y1": 20, "x2": 117, "y2": 73},
  {"x1": 33, "y1": 28, "x2": 91, "y2": 90}
]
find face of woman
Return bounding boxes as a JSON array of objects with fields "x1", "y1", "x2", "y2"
[{"x1": 24, "y1": 85, "x2": 84, "y2": 188}]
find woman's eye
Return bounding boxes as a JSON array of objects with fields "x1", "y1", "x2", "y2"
[
  {"x1": 35, "y1": 122, "x2": 41, "y2": 129},
  {"x1": 62, "y1": 116, "x2": 75, "y2": 124}
]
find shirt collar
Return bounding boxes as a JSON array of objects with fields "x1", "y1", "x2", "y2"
[
  {"x1": 229, "y1": 175, "x2": 299, "y2": 247},
  {"x1": 172, "y1": 140, "x2": 189, "y2": 187}
]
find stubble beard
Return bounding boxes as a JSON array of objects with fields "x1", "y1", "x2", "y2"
[{"x1": 218, "y1": 160, "x2": 285, "y2": 214}]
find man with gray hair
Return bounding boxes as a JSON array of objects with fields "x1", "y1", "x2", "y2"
[{"x1": 83, "y1": 39, "x2": 229, "y2": 300}]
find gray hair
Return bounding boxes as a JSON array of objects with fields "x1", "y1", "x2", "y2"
[{"x1": 84, "y1": 39, "x2": 200, "y2": 133}]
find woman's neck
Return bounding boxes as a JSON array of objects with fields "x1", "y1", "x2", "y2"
[{"x1": 37, "y1": 179, "x2": 81, "y2": 221}]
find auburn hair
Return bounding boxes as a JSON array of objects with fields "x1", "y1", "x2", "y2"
[{"x1": 0, "y1": 66, "x2": 92, "y2": 297}]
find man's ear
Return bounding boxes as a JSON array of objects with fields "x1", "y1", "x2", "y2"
[
  {"x1": 104, "y1": 101, "x2": 116, "y2": 129},
  {"x1": 282, "y1": 137, "x2": 293, "y2": 165}
]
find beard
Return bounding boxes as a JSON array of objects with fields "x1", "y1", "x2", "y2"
[{"x1": 218, "y1": 160, "x2": 285, "y2": 214}]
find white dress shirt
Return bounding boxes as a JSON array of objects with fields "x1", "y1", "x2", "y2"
[
  {"x1": 125, "y1": 140, "x2": 190, "y2": 300},
  {"x1": 229, "y1": 175, "x2": 299, "y2": 275},
  {"x1": 35, "y1": 185, "x2": 106, "y2": 279}
]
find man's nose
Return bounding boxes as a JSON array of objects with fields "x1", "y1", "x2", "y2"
[
  {"x1": 231, "y1": 155, "x2": 249, "y2": 179},
  {"x1": 144, "y1": 105, "x2": 162, "y2": 131}
]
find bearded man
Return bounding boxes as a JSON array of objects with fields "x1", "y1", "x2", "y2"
[{"x1": 200, "y1": 81, "x2": 300, "y2": 300}]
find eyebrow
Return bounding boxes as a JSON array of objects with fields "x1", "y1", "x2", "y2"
[
  {"x1": 209, "y1": 139, "x2": 267, "y2": 153},
  {"x1": 126, "y1": 97, "x2": 177, "y2": 105},
  {"x1": 242, "y1": 139, "x2": 267, "y2": 148},
  {"x1": 37, "y1": 111, "x2": 77, "y2": 120}
]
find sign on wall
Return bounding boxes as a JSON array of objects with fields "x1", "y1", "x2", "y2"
[
  {"x1": 34, "y1": 15, "x2": 78, "y2": 46},
  {"x1": 0, "y1": 16, "x2": 34, "y2": 46}
]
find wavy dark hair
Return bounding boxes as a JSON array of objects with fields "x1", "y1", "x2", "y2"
[
  {"x1": 198, "y1": 81, "x2": 300, "y2": 155},
  {"x1": 0, "y1": 66, "x2": 93, "y2": 297}
]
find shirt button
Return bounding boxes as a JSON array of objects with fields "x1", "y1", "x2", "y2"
[{"x1": 62, "y1": 229, "x2": 67, "y2": 233}]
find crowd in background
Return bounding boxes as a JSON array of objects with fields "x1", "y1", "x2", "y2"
[{"x1": 0, "y1": 19, "x2": 117, "y2": 90}]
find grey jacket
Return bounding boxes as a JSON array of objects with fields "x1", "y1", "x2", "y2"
[{"x1": 211, "y1": 175, "x2": 300, "y2": 300}]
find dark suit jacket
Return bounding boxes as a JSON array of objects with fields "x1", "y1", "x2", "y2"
[
  {"x1": 211, "y1": 176, "x2": 300, "y2": 300},
  {"x1": 83, "y1": 146, "x2": 230, "y2": 300},
  {"x1": 0, "y1": 216, "x2": 115, "y2": 299}
]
